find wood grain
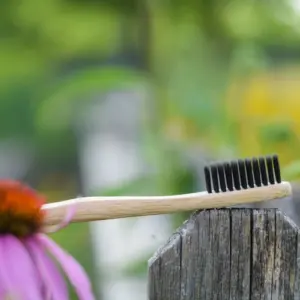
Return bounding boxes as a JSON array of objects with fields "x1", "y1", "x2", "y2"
[
  {"x1": 148, "y1": 208, "x2": 300, "y2": 300},
  {"x1": 42, "y1": 182, "x2": 291, "y2": 227}
]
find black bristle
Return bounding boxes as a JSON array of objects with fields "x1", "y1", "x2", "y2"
[
  {"x1": 224, "y1": 162, "x2": 233, "y2": 191},
  {"x1": 252, "y1": 158, "x2": 261, "y2": 187},
  {"x1": 217, "y1": 164, "x2": 227, "y2": 192},
  {"x1": 231, "y1": 161, "x2": 241, "y2": 190},
  {"x1": 272, "y1": 155, "x2": 281, "y2": 183},
  {"x1": 204, "y1": 166, "x2": 212, "y2": 193},
  {"x1": 238, "y1": 159, "x2": 247, "y2": 189},
  {"x1": 211, "y1": 165, "x2": 219, "y2": 193},
  {"x1": 245, "y1": 159, "x2": 254, "y2": 188},
  {"x1": 203, "y1": 154, "x2": 282, "y2": 193},
  {"x1": 266, "y1": 155, "x2": 275, "y2": 184},
  {"x1": 258, "y1": 157, "x2": 268, "y2": 186}
]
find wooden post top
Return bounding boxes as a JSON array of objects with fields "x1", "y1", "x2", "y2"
[{"x1": 148, "y1": 208, "x2": 300, "y2": 300}]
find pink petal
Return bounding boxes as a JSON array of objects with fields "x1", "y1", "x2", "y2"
[
  {"x1": 26, "y1": 237, "x2": 69, "y2": 300},
  {"x1": 0, "y1": 235, "x2": 43, "y2": 300},
  {"x1": 37, "y1": 234, "x2": 95, "y2": 300}
]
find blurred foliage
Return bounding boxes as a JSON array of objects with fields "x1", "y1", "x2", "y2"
[
  {"x1": 120, "y1": 251, "x2": 152, "y2": 278},
  {"x1": 226, "y1": 65, "x2": 300, "y2": 168},
  {"x1": 283, "y1": 160, "x2": 300, "y2": 181},
  {"x1": 51, "y1": 223, "x2": 95, "y2": 299},
  {"x1": 35, "y1": 66, "x2": 150, "y2": 132},
  {"x1": 1, "y1": 0, "x2": 300, "y2": 161}
]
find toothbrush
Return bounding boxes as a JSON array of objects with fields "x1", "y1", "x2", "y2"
[{"x1": 42, "y1": 154, "x2": 292, "y2": 228}]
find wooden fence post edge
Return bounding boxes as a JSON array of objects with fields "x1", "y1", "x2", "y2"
[{"x1": 148, "y1": 208, "x2": 300, "y2": 300}]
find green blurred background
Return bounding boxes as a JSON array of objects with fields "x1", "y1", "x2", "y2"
[{"x1": 2, "y1": 0, "x2": 300, "y2": 299}]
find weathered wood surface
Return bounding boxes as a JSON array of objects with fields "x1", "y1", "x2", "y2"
[
  {"x1": 240, "y1": 182, "x2": 300, "y2": 226},
  {"x1": 148, "y1": 208, "x2": 300, "y2": 300}
]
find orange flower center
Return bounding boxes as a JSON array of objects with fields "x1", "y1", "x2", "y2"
[{"x1": 0, "y1": 180, "x2": 45, "y2": 237}]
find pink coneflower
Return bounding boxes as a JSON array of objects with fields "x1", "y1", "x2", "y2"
[{"x1": 0, "y1": 180, "x2": 95, "y2": 300}]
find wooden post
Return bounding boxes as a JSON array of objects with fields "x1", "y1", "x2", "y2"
[{"x1": 148, "y1": 208, "x2": 300, "y2": 299}]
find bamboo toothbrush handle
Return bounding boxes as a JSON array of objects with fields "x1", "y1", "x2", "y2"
[{"x1": 42, "y1": 181, "x2": 292, "y2": 227}]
